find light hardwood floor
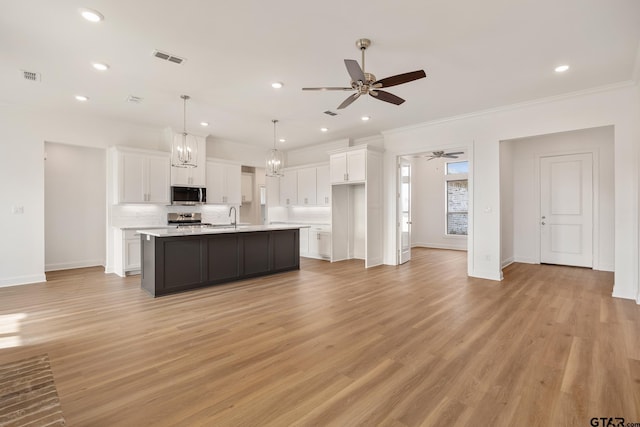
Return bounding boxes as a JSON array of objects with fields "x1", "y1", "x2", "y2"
[{"x1": 1, "y1": 248, "x2": 639, "y2": 426}]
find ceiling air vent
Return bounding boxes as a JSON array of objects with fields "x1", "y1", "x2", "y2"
[
  {"x1": 22, "y1": 70, "x2": 41, "y2": 82},
  {"x1": 126, "y1": 95, "x2": 143, "y2": 104},
  {"x1": 323, "y1": 110, "x2": 337, "y2": 116},
  {"x1": 152, "y1": 50, "x2": 186, "y2": 65}
]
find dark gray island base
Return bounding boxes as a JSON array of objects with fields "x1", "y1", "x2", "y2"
[{"x1": 139, "y1": 227, "x2": 300, "y2": 297}]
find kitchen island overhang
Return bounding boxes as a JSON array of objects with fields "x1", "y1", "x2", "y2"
[{"x1": 138, "y1": 225, "x2": 304, "y2": 297}]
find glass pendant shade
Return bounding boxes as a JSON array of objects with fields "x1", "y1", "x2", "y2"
[
  {"x1": 171, "y1": 95, "x2": 198, "y2": 168},
  {"x1": 265, "y1": 119, "x2": 285, "y2": 177}
]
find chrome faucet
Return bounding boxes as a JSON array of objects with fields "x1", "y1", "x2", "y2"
[{"x1": 229, "y1": 206, "x2": 237, "y2": 229}]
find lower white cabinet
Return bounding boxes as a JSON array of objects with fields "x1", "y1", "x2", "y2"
[
  {"x1": 114, "y1": 229, "x2": 142, "y2": 276},
  {"x1": 300, "y1": 225, "x2": 331, "y2": 260}
]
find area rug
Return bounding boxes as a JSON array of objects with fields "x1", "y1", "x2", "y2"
[{"x1": 0, "y1": 354, "x2": 66, "y2": 426}]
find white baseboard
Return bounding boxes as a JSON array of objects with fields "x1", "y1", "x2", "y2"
[
  {"x1": 45, "y1": 259, "x2": 105, "y2": 272},
  {"x1": 612, "y1": 287, "x2": 636, "y2": 301},
  {"x1": 470, "y1": 269, "x2": 503, "y2": 281},
  {"x1": 513, "y1": 256, "x2": 539, "y2": 264},
  {"x1": 0, "y1": 274, "x2": 47, "y2": 288},
  {"x1": 595, "y1": 263, "x2": 614, "y2": 272},
  {"x1": 501, "y1": 257, "x2": 514, "y2": 268},
  {"x1": 411, "y1": 243, "x2": 467, "y2": 252}
]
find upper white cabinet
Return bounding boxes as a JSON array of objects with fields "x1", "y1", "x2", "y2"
[
  {"x1": 316, "y1": 165, "x2": 331, "y2": 206},
  {"x1": 241, "y1": 173, "x2": 253, "y2": 203},
  {"x1": 206, "y1": 161, "x2": 241, "y2": 204},
  {"x1": 330, "y1": 149, "x2": 366, "y2": 184},
  {"x1": 170, "y1": 135, "x2": 207, "y2": 187},
  {"x1": 113, "y1": 147, "x2": 170, "y2": 204},
  {"x1": 280, "y1": 170, "x2": 298, "y2": 206},
  {"x1": 329, "y1": 145, "x2": 384, "y2": 268},
  {"x1": 297, "y1": 168, "x2": 317, "y2": 206}
]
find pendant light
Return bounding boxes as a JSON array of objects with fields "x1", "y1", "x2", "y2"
[
  {"x1": 171, "y1": 95, "x2": 198, "y2": 168},
  {"x1": 265, "y1": 119, "x2": 285, "y2": 177}
]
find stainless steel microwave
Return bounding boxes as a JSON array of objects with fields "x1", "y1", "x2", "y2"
[{"x1": 171, "y1": 186, "x2": 206, "y2": 205}]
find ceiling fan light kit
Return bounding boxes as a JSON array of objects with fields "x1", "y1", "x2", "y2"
[{"x1": 302, "y1": 38, "x2": 427, "y2": 110}]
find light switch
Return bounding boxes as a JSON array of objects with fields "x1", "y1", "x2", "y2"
[{"x1": 12, "y1": 206, "x2": 24, "y2": 214}]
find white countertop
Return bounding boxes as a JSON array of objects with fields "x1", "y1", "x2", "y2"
[{"x1": 137, "y1": 224, "x2": 309, "y2": 237}]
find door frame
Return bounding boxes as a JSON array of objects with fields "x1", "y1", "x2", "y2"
[
  {"x1": 397, "y1": 158, "x2": 412, "y2": 264},
  {"x1": 394, "y1": 142, "x2": 473, "y2": 277},
  {"x1": 533, "y1": 149, "x2": 600, "y2": 269}
]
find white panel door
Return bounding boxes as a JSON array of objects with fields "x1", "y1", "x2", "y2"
[
  {"x1": 330, "y1": 153, "x2": 347, "y2": 183},
  {"x1": 297, "y1": 168, "x2": 317, "y2": 205},
  {"x1": 119, "y1": 152, "x2": 145, "y2": 203},
  {"x1": 398, "y1": 160, "x2": 411, "y2": 264},
  {"x1": 316, "y1": 165, "x2": 331, "y2": 206},
  {"x1": 540, "y1": 153, "x2": 593, "y2": 267},
  {"x1": 347, "y1": 150, "x2": 366, "y2": 182}
]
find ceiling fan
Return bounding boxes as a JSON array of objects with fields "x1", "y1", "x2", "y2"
[
  {"x1": 302, "y1": 38, "x2": 427, "y2": 110},
  {"x1": 424, "y1": 150, "x2": 464, "y2": 160}
]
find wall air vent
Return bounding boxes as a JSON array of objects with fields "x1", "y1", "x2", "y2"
[
  {"x1": 323, "y1": 110, "x2": 338, "y2": 116},
  {"x1": 126, "y1": 95, "x2": 143, "y2": 104},
  {"x1": 22, "y1": 70, "x2": 41, "y2": 82},
  {"x1": 152, "y1": 50, "x2": 186, "y2": 65}
]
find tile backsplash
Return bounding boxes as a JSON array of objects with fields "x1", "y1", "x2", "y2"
[{"x1": 110, "y1": 204, "x2": 237, "y2": 228}]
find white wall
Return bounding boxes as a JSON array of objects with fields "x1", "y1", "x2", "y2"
[
  {"x1": 0, "y1": 104, "x2": 164, "y2": 287},
  {"x1": 504, "y1": 126, "x2": 614, "y2": 271},
  {"x1": 207, "y1": 137, "x2": 269, "y2": 168},
  {"x1": 382, "y1": 83, "x2": 640, "y2": 301},
  {"x1": 411, "y1": 156, "x2": 468, "y2": 251},
  {"x1": 45, "y1": 143, "x2": 106, "y2": 271},
  {"x1": 286, "y1": 139, "x2": 349, "y2": 167}
]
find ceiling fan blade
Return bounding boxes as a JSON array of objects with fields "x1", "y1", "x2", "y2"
[
  {"x1": 443, "y1": 155, "x2": 459, "y2": 159},
  {"x1": 337, "y1": 93, "x2": 361, "y2": 110},
  {"x1": 373, "y1": 70, "x2": 427, "y2": 88},
  {"x1": 369, "y1": 90, "x2": 405, "y2": 106},
  {"x1": 444, "y1": 152, "x2": 464, "y2": 156},
  {"x1": 344, "y1": 59, "x2": 365, "y2": 82},
  {"x1": 302, "y1": 87, "x2": 353, "y2": 91}
]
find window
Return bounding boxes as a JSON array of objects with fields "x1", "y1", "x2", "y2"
[
  {"x1": 446, "y1": 161, "x2": 469, "y2": 175},
  {"x1": 445, "y1": 161, "x2": 468, "y2": 235}
]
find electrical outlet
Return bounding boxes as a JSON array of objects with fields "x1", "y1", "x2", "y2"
[{"x1": 12, "y1": 206, "x2": 24, "y2": 214}]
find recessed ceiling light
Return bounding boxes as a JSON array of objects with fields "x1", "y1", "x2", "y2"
[
  {"x1": 279, "y1": 138, "x2": 286, "y2": 143},
  {"x1": 320, "y1": 127, "x2": 328, "y2": 132},
  {"x1": 75, "y1": 95, "x2": 89, "y2": 102},
  {"x1": 200, "y1": 122, "x2": 209, "y2": 127},
  {"x1": 555, "y1": 65, "x2": 570, "y2": 73},
  {"x1": 92, "y1": 62, "x2": 109, "y2": 71},
  {"x1": 271, "y1": 82, "x2": 283, "y2": 89},
  {"x1": 79, "y1": 8, "x2": 104, "y2": 22},
  {"x1": 361, "y1": 116, "x2": 370, "y2": 121}
]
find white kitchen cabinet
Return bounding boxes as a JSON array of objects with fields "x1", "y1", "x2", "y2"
[
  {"x1": 299, "y1": 227, "x2": 309, "y2": 256},
  {"x1": 113, "y1": 228, "x2": 143, "y2": 276},
  {"x1": 330, "y1": 149, "x2": 366, "y2": 184},
  {"x1": 303, "y1": 225, "x2": 331, "y2": 260},
  {"x1": 280, "y1": 170, "x2": 298, "y2": 206},
  {"x1": 206, "y1": 161, "x2": 241, "y2": 204},
  {"x1": 297, "y1": 167, "x2": 317, "y2": 206},
  {"x1": 316, "y1": 165, "x2": 331, "y2": 206},
  {"x1": 330, "y1": 145, "x2": 383, "y2": 268},
  {"x1": 124, "y1": 230, "x2": 141, "y2": 272},
  {"x1": 170, "y1": 136, "x2": 206, "y2": 187},
  {"x1": 114, "y1": 148, "x2": 170, "y2": 204},
  {"x1": 241, "y1": 173, "x2": 253, "y2": 203}
]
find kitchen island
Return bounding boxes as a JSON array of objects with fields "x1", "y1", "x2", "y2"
[{"x1": 138, "y1": 225, "x2": 302, "y2": 297}]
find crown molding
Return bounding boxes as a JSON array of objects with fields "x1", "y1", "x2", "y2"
[{"x1": 382, "y1": 81, "x2": 637, "y2": 137}]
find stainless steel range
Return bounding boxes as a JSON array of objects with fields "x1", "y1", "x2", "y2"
[{"x1": 167, "y1": 213, "x2": 212, "y2": 228}]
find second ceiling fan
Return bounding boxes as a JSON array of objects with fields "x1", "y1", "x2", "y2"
[{"x1": 302, "y1": 38, "x2": 427, "y2": 110}]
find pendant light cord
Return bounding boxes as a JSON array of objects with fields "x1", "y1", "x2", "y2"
[{"x1": 272, "y1": 119, "x2": 278, "y2": 149}]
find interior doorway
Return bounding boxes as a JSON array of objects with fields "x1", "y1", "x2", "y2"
[
  {"x1": 397, "y1": 149, "x2": 469, "y2": 265},
  {"x1": 500, "y1": 126, "x2": 614, "y2": 272}
]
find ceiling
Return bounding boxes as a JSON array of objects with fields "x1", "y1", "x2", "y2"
[{"x1": 1, "y1": 0, "x2": 639, "y2": 149}]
